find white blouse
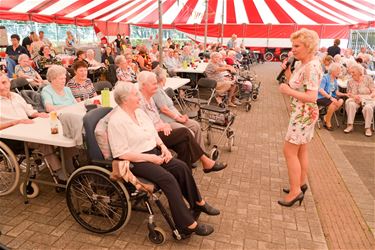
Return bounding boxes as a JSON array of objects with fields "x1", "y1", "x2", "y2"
[
  {"x1": 0, "y1": 92, "x2": 37, "y2": 124},
  {"x1": 108, "y1": 107, "x2": 158, "y2": 158}
]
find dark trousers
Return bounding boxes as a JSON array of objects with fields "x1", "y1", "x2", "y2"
[
  {"x1": 158, "y1": 127, "x2": 204, "y2": 168},
  {"x1": 131, "y1": 147, "x2": 201, "y2": 229}
]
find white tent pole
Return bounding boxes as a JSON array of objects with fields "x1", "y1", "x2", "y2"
[
  {"x1": 221, "y1": 0, "x2": 224, "y2": 45},
  {"x1": 204, "y1": 0, "x2": 208, "y2": 51},
  {"x1": 158, "y1": 0, "x2": 163, "y2": 64}
]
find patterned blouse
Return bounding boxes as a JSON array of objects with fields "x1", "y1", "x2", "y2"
[
  {"x1": 347, "y1": 75, "x2": 374, "y2": 95},
  {"x1": 66, "y1": 77, "x2": 96, "y2": 101},
  {"x1": 37, "y1": 56, "x2": 62, "y2": 70},
  {"x1": 116, "y1": 67, "x2": 136, "y2": 82}
]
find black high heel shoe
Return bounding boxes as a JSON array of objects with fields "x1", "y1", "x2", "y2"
[
  {"x1": 278, "y1": 192, "x2": 304, "y2": 207},
  {"x1": 283, "y1": 184, "x2": 308, "y2": 194}
]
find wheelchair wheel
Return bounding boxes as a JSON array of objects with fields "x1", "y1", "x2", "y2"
[
  {"x1": 210, "y1": 147, "x2": 219, "y2": 161},
  {"x1": 0, "y1": 141, "x2": 20, "y2": 196},
  {"x1": 148, "y1": 227, "x2": 166, "y2": 245},
  {"x1": 66, "y1": 166, "x2": 131, "y2": 234},
  {"x1": 246, "y1": 103, "x2": 251, "y2": 112},
  {"x1": 264, "y1": 52, "x2": 274, "y2": 62},
  {"x1": 19, "y1": 181, "x2": 39, "y2": 199}
]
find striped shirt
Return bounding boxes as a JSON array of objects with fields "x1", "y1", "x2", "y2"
[{"x1": 67, "y1": 77, "x2": 96, "y2": 101}]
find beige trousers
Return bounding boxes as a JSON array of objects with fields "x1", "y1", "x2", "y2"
[{"x1": 345, "y1": 98, "x2": 375, "y2": 128}]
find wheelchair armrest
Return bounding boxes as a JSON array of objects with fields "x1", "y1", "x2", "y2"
[{"x1": 91, "y1": 159, "x2": 112, "y2": 167}]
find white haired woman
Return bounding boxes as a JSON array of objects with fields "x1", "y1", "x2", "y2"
[
  {"x1": 41, "y1": 65, "x2": 76, "y2": 112},
  {"x1": 108, "y1": 82, "x2": 219, "y2": 237},
  {"x1": 344, "y1": 63, "x2": 375, "y2": 137},
  {"x1": 317, "y1": 63, "x2": 346, "y2": 131},
  {"x1": 153, "y1": 67, "x2": 205, "y2": 150},
  {"x1": 15, "y1": 54, "x2": 46, "y2": 87},
  {"x1": 279, "y1": 28, "x2": 323, "y2": 207},
  {"x1": 115, "y1": 55, "x2": 136, "y2": 82}
]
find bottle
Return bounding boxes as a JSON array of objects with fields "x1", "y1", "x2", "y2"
[
  {"x1": 101, "y1": 88, "x2": 110, "y2": 107},
  {"x1": 50, "y1": 111, "x2": 59, "y2": 134}
]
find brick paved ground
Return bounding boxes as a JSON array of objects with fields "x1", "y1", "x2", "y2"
[{"x1": 0, "y1": 62, "x2": 373, "y2": 249}]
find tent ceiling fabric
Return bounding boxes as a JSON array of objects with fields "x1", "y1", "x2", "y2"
[
  {"x1": 1, "y1": 0, "x2": 374, "y2": 25},
  {"x1": 0, "y1": 0, "x2": 374, "y2": 41}
]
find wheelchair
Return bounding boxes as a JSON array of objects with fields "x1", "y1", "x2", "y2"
[
  {"x1": 66, "y1": 107, "x2": 184, "y2": 244},
  {"x1": 0, "y1": 140, "x2": 51, "y2": 198}
]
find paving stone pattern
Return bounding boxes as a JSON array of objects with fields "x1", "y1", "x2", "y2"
[{"x1": 0, "y1": 62, "x2": 372, "y2": 249}]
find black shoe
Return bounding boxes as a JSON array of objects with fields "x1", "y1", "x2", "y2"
[
  {"x1": 283, "y1": 184, "x2": 308, "y2": 194},
  {"x1": 180, "y1": 223, "x2": 214, "y2": 238},
  {"x1": 195, "y1": 202, "x2": 220, "y2": 216},
  {"x1": 203, "y1": 162, "x2": 227, "y2": 173},
  {"x1": 323, "y1": 124, "x2": 334, "y2": 131},
  {"x1": 278, "y1": 192, "x2": 304, "y2": 207}
]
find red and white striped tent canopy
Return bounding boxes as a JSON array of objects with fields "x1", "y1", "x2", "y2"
[{"x1": 1, "y1": 0, "x2": 374, "y2": 47}]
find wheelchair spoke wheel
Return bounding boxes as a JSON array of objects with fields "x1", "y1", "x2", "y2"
[
  {"x1": 66, "y1": 169, "x2": 130, "y2": 234},
  {"x1": 0, "y1": 142, "x2": 20, "y2": 196}
]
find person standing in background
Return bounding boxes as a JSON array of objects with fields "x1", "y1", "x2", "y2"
[{"x1": 327, "y1": 39, "x2": 341, "y2": 57}]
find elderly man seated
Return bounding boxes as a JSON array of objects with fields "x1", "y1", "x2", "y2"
[
  {"x1": 164, "y1": 49, "x2": 181, "y2": 76},
  {"x1": 0, "y1": 72, "x2": 76, "y2": 181},
  {"x1": 133, "y1": 71, "x2": 227, "y2": 172},
  {"x1": 205, "y1": 52, "x2": 239, "y2": 107}
]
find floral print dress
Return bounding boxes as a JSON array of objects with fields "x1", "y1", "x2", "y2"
[{"x1": 285, "y1": 58, "x2": 322, "y2": 145}]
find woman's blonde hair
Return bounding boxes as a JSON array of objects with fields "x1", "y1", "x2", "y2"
[{"x1": 290, "y1": 28, "x2": 319, "y2": 54}]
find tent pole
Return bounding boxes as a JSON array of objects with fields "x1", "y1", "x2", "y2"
[
  {"x1": 158, "y1": 0, "x2": 163, "y2": 64},
  {"x1": 204, "y1": 0, "x2": 208, "y2": 51},
  {"x1": 221, "y1": 0, "x2": 224, "y2": 45}
]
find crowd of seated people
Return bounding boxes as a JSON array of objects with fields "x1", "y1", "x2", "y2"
[{"x1": 312, "y1": 42, "x2": 375, "y2": 137}]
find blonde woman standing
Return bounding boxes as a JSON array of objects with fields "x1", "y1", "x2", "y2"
[{"x1": 278, "y1": 28, "x2": 322, "y2": 207}]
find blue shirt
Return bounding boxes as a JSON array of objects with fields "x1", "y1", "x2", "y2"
[
  {"x1": 41, "y1": 84, "x2": 76, "y2": 108},
  {"x1": 318, "y1": 73, "x2": 338, "y2": 99}
]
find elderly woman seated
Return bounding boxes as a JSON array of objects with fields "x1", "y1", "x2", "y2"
[
  {"x1": 344, "y1": 63, "x2": 375, "y2": 137},
  {"x1": 37, "y1": 45, "x2": 62, "y2": 76},
  {"x1": 153, "y1": 67, "x2": 205, "y2": 150},
  {"x1": 135, "y1": 71, "x2": 227, "y2": 172},
  {"x1": 317, "y1": 63, "x2": 346, "y2": 131},
  {"x1": 115, "y1": 55, "x2": 137, "y2": 82},
  {"x1": 41, "y1": 65, "x2": 77, "y2": 112},
  {"x1": 15, "y1": 54, "x2": 47, "y2": 87},
  {"x1": 108, "y1": 82, "x2": 218, "y2": 237},
  {"x1": 0, "y1": 72, "x2": 76, "y2": 181},
  {"x1": 67, "y1": 61, "x2": 97, "y2": 102},
  {"x1": 86, "y1": 49, "x2": 103, "y2": 67}
]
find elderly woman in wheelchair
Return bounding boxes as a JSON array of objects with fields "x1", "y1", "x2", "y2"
[
  {"x1": 344, "y1": 63, "x2": 375, "y2": 136},
  {"x1": 105, "y1": 82, "x2": 219, "y2": 237}
]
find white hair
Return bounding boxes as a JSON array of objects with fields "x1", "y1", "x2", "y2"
[
  {"x1": 115, "y1": 55, "x2": 126, "y2": 65},
  {"x1": 137, "y1": 71, "x2": 157, "y2": 90},
  {"x1": 328, "y1": 62, "x2": 341, "y2": 74},
  {"x1": 18, "y1": 54, "x2": 29, "y2": 62},
  {"x1": 46, "y1": 65, "x2": 66, "y2": 82},
  {"x1": 86, "y1": 49, "x2": 94, "y2": 55},
  {"x1": 113, "y1": 81, "x2": 136, "y2": 105}
]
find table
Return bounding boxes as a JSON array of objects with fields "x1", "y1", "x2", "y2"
[
  {"x1": 175, "y1": 62, "x2": 208, "y2": 74},
  {"x1": 0, "y1": 117, "x2": 76, "y2": 203},
  {"x1": 164, "y1": 77, "x2": 190, "y2": 90}
]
